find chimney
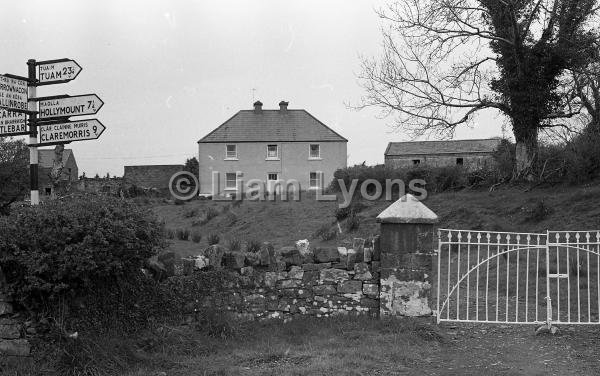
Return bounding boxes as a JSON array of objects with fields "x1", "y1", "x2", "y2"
[
  {"x1": 279, "y1": 101, "x2": 289, "y2": 113},
  {"x1": 253, "y1": 100, "x2": 263, "y2": 114}
]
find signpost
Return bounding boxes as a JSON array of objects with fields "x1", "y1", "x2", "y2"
[
  {"x1": 38, "y1": 119, "x2": 105, "y2": 145},
  {"x1": 0, "y1": 57, "x2": 106, "y2": 205},
  {"x1": 38, "y1": 94, "x2": 104, "y2": 120},
  {"x1": 0, "y1": 74, "x2": 28, "y2": 112},
  {"x1": 36, "y1": 58, "x2": 82, "y2": 85},
  {"x1": 0, "y1": 110, "x2": 27, "y2": 136}
]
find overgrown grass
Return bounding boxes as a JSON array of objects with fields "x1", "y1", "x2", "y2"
[
  {"x1": 246, "y1": 239, "x2": 262, "y2": 253},
  {"x1": 313, "y1": 223, "x2": 338, "y2": 241},
  {"x1": 15, "y1": 316, "x2": 445, "y2": 376},
  {"x1": 228, "y1": 238, "x2": 241, "y2": 252},
  {"x1": 176, "y1": 228, "x2": 190, "y2": 241},
  {"x1": 191, "y1": 231, "x2": 202, "y2": 243},
  {"x1": 207, "y1": 233, "x2": 220, "y2": 245}
]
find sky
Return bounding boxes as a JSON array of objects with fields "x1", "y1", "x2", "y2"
[{"x1": 1, "y1": 0, "x2": 504, "y2": 176}]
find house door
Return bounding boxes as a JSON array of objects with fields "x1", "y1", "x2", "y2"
[{"x1": 267, "y1": 173, "x2": 280, "y2": 195}]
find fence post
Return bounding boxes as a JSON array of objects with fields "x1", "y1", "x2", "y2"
[{"x1": 376, "y1": 194, "x2": 439, "y2": 317}]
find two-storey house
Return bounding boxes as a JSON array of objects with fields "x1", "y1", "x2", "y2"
[{"x1": 197, "y1": 101, "x2": 347, "y2": 196}]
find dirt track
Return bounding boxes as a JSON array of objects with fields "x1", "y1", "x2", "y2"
[{"x1": 428, "y1": 323, "x2": 600, "y2": 376}]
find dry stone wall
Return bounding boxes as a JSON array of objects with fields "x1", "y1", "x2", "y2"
[
  {"x1": 181, "y1": 242, "x2": 382, "y2": 320},
  {"x1": 0, "y1": 269, "x2": 30, "y2": 357}
]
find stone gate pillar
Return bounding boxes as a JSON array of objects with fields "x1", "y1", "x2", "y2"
[{"x1": 376, "y1": 194, "x2": 438, "y2": 317}]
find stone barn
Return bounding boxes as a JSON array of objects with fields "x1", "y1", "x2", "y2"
[
  {"x1": 123, "y1": 165, "x2": 184, "y2": 190},
  {"x1": 384, "y1": 138, "x2": 501, "y2": 170}
]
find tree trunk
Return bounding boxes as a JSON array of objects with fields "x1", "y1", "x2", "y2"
[{"x1": 513, "y1": 121, "x2": 538, "y2": 181}]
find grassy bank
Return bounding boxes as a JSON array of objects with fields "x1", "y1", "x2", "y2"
[{"x1": 152, "y1": 181, "x2": 600, "y2": 258}]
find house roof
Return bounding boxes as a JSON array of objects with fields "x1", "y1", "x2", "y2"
[
  {"x1": 198, "y1": 109, "x2": 347, "y2": 143},
  {"x1": 385, "y1": 138, "x2": 501, "y2": 156},
  {"x1": 38, "y1": 149, "x2": 74, "y2": 168}
]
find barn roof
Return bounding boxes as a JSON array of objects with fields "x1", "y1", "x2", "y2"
[
  {"x1": 38, "y1": 149, "x2": 74, "y2": 168},
  {"x1": 198, "y1": 107, "x2": 347, "y2": 143},
  {"x1": 385, "y1": 138, "x2": 501, "y2": 156}
]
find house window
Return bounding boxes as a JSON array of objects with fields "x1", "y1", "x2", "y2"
[
  {"x1": 456, "y1": 158, "x2": 464, "y2": 166},
  {"x1": 268, "y1": 173, "x2": 278, "y2": 181},
  {"x1": 225, "y1": 173, "x2": 237, "y2": 189},
  {"x1": 267, "y1": 144, "x2": 279, "y2": 159},
  {"x1": 412, "y1": 159, "x2": 421, "y2": 165},
  {"x1": 226, "y1": 144, "x2": 237, "y2": 159},
  {"x1": 309, "y1": 144, "x2": 321, "y2": 159},
  {"x1": 309, "y1": 172, "x2": 320, "y2": 189}
]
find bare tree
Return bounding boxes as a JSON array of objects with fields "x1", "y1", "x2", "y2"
[
  {"x1": 573, "y1": 49, "x2": 600, "y2": 129},
  {"x1": 358, "y1": 0, "x2": 599, "y2": 178}
]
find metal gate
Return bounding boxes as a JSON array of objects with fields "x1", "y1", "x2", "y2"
[{"x1": 436, "y1": 229, "x2": 600, "y2": 330}]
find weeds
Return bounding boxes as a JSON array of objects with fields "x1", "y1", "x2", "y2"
[
  {"x1": 205, "y1": 207, "x2": 219, "y2": 221},
  {"x1": 228, "y1": 238, "x2": 241, "y2": 252},
  {"x1": 191, "y1": 231, "x2": 202, "y2": 243},
  {"x1": 176, "y1": 228, "x2": 190, "y2": 241},
  {"x1": 523, "y1": 200, "x2": 551, "y2": 223},
  {"x1": 346, "y1": 213, "x2": 361, "y2": 232},
  {"x1": 313, "y1": 224, "x2": 338, "y2": 241},
  {"x1": 184, "y1": 207, "x2": 199, "y2": 218},
  {"x1": 246, "y1": 239, "x2": 262, "y2": 253},
  {"x1": 207, "y1": 233, "x2": 220, "y2": 245}
]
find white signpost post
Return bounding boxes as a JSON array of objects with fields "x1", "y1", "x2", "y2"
[
  {"x1": 38, "y1": 94, "x2": 104, "y2": 120},
  {"x1": 39, "y1": 119, "x2": 105, "y2": 145},
  {"x1": 0, "y1": 74, "x2": 28, "y2": 112}
]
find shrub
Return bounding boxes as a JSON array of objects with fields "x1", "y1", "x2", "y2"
[
  {"x1": 313, "y1": 224, "x2": 338, "y2": 241},
  {"x1": 0, "y1": 195, "x2": 165, "y2": 309},
  {"x1": 228, "y1": 238, "x2": 241, "y2": 252},
  {"x1": 205, "y1": 207, "x2": 219, "y2": 221},
  {"x1": 551, "y1": 127, "x2": 600, "y2": 184},
  {"x1": 196, "y1": 307, "x2": 242, "y2": 339},
  {"x1": 346, "y1": 213, "x2": 361, "y2": 232},
  {"x1": 133, "y1": 196, "x2": 151, "y2": 205},
  {"x1": 176, "y1": 228, "x2": 190, "y2": 241},
  {"x1": 165, "y1": 228, "x2": 175, "y2": 239},
  {"x1": 335, "y1": 206, "x2": 352, "y2": 221},
  {"x1": 191, "y1": 231, "x2": 202, "y2": 243},
  {"x1": 430, "y1": 166, "x2": 465, "y2": 192},
  {"x1": 184, "y1": 207, "x2": 199, "y2": 218},
  {"x1": 466, "y1": 167, "x2": 500, "y2": 188},
  {"x1": 246, "y1": 239, "x2": 262, "y2": 253},
  {"x1": 523, "y1": 200, "x2": 551, "y2": 223},
  {"x1": 492, "y1": 138, "x2": 515, "y2": 181},
  {"x1": 334, "y1": 201, "x2": 367, "y2": 221},
  {"x1": 207, "y1": 233, "x2": 220, "y2": 245}
]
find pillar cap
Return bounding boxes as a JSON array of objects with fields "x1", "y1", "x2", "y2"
[{"x1": 376, "y1": 194, "x2": 439, "y2": 224}]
